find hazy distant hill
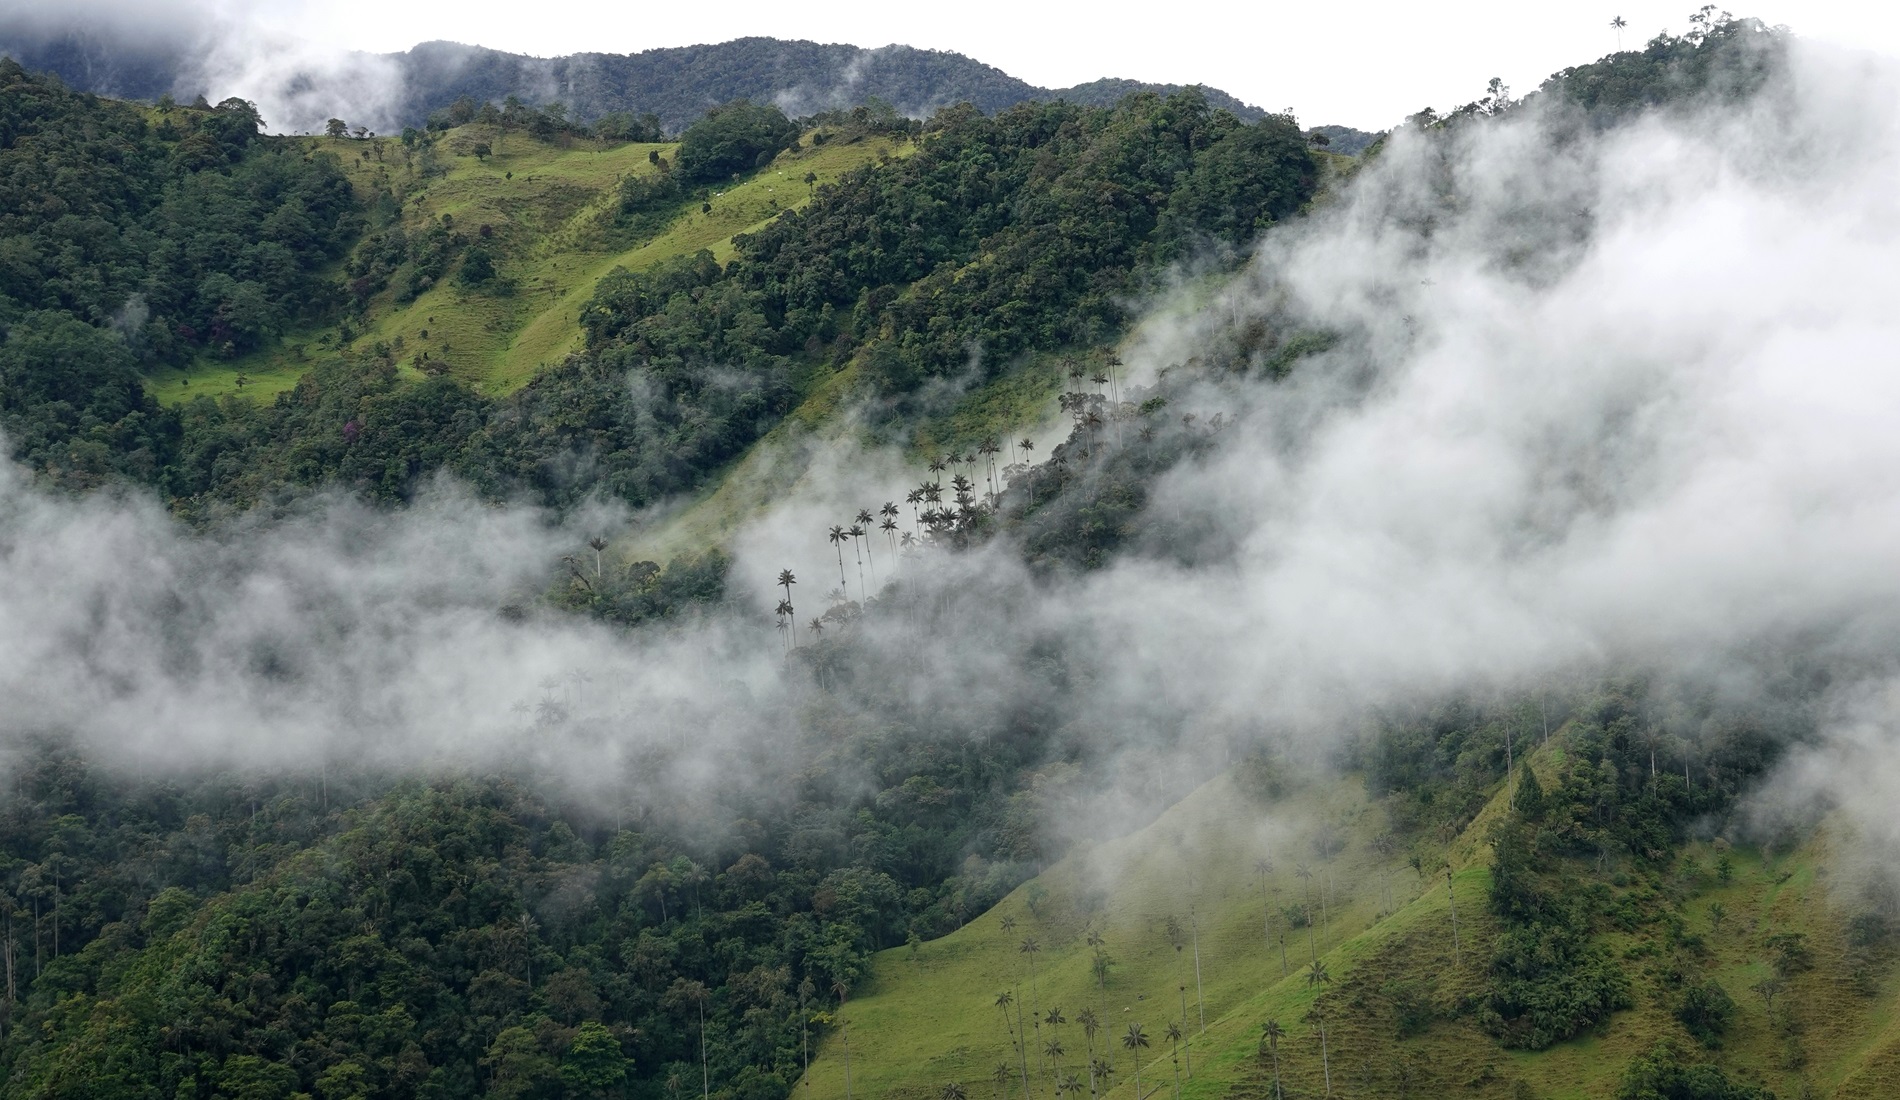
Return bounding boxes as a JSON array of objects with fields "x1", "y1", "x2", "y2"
[
  {"x1": 392, "y1": 38, "x2": 1270, "y2": 130},
  {"x1": 0, "y1": 27, "x2": 1270, "y2": 131}
]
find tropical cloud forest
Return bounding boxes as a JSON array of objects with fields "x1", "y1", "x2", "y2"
[{"x1": 2, "y1": 9, "x2": 1899, "y2": 1100}]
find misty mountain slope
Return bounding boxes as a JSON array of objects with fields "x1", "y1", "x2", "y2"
[
  {"x1": 802, "y1": 740, "x2": 1895, "y2": 1100},
  {"x1": 15, "y1": 17, "x2": 1900, "y2": 1100}
]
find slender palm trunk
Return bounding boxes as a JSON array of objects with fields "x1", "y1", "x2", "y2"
[
  {"x1": 1447, "y1": 867, "x2": 1462, "y2": 968},
  {"x1": 1191, "y1": 915, "x2": 1205, "y2": 1037},
  {"x1": 1016, "y1": 993, "x2": 1032, "y2": 1099},
  {"x1": 1268, "y1": 1039, "x2": 1282, "y2": 1100},
  {"x1": 1318, "y1": 1018, "x2": 1331, "y2": 1096}
]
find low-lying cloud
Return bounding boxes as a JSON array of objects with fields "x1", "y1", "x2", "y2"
[{"x1": 5, "y1": 35, "x2": 1900, "y2": 865}]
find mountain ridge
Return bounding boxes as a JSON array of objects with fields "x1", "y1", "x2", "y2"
[{"x1": 0, "y1": 28, "x2": 1284, "y2": 133}]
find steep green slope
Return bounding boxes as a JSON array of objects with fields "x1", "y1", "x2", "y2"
[
  {"x1": 801, "y1": 744, "x2": 1898, "y2": 1100},
  {"x1": 149, "y1": 126, "x2": 907, "y2": 403}
]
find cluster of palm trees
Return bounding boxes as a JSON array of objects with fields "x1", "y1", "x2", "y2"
[
  {"x1": 1055, "y1": 356, "x2": 1124, "y2": 459},
  {"x1": 978, "y1": 906, "x2": 1228, "y2": 1100},
  {"x1": 769, "y1": 450, "x2": 1032, "y2": 650}
]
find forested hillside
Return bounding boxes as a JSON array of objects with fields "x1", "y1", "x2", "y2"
[
  {"x1": 6, "y1": 14, "x2": 1894, "y2": 1100},
  {"x1": 0, "y1": 62, "x2": 1316, "y2": 516}
]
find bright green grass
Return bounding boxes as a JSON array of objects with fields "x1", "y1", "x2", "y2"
[
  {"x1": 798, "y1": 742, "x2": 1900, "y2": 1100},
  {"x1": 152, "y1": 129, "x2": 905, "y2": 404},
  {"x1": 145, "y1": 357, "x2": 306, "y2": 403}
]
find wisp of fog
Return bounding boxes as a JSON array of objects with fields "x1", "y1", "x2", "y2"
[{"x1": 4, "y1": 36, "x2": 1900, "y2": 858}]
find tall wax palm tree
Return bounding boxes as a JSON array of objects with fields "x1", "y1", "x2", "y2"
[
  {"x1": 907, "y1": 488, "x2": 924, "y2": 531},
  {"x1": 1019, "y1": 938, "x2": 1042, "y2": 1006},
  {"x1": 1077, "y1": 1008, "x2": 1100, "y2": 1099},
  {"x1": 996, "y1": 988, "x2": 1025, "y2": 1095},
  {"x1": 1165, "y1": 1022, "x2": 1183, "y2": 1098},
  {"x1": 855, "y1": 509, "x2": 878, "y2": 591},
  {"x1": 979, "y1": 437, "x2": 1002, "y2": 504},
  {"x1": 1019, "y1": 938, "x2": 1042, "y2": 1078},
  {"x1": 1446, "y1": 865, "x2": 1462, "y2": 968},
  {"x1": 828, "y1": 526, "x2": 850, "y2": 592},
  {"x1": 1044, "y1": 1007, "x2": 1067, "y2": 1089},
  {"x1": 993, "y1": 1062, "x2": 1015, "y2": 1100},
  {"x1": 1372, "y1": 832, "x2": 1396, "y2": 910},
  {"x1": 943, "y1": 1084, "x2": 969, "y2": 1100},
  {"x1": 1176, "y1": 985, "x2": 1192, "y2": 1075},
  {"x1": 880, "y1": 502, "x2": 901, "y2": 558},
  {"x1": 1261, "y1": 1019, "x2": 1286, "y2": 1100},
  {"x1": 1121, "y1": 1024, "x2": 1149, "y2": 1099},
  {"x1": 1305, "y1": 962, "x2": 1332, "y2": 1096},
  {"x1": 1043, "y1": 1038, "x2": 1065, "y2": 1091},
  {"x1": 848, "y1": 523, "x2": 869, "y2": 601},
  {"x1": 778, "y1": 569, "x2": 798, "y2": 644},
  {"x1": 1294, "y1": 863, "x2": 1315, "y2": 958},
  {"x1": 1254, "y1": 856, "x2": 1277, "y2": 967},
  {"x1": 1190, "y1": 909, "x2": 1206, "y2": 1036},
  {"x1": 1611, "y1": 14, "x2": 1627, "y2": 48}
]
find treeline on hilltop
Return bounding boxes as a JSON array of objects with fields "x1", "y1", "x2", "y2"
[{"x1": 383, "y1": 37, "x2": 1271, "y2": 133}]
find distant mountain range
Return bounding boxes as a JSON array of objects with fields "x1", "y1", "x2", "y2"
[{"x1": 0, "y1": 26, "x2": 1299, "y2": 134}]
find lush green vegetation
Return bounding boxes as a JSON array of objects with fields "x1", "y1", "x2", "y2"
[
  {"x1": 5, "y1": 76, "x2": 1315, "y2": 517},
  {"x1": 6, "y1": 18, "x2": 1888, "y2": 1100},
  {"x1": 0, "y1": 60, "x2": 358, "y2": 488}
]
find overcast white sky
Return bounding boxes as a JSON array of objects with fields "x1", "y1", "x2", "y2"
[{"x1": 265, "y1": 0, "x2": 1898, "y2": 128}]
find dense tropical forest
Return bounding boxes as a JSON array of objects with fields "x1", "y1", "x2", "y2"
[{"x1": 5, "y1": 12, "x2": 1897, "y2": 1100}]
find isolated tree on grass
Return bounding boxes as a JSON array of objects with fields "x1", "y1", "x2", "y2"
[
  {"x1": 1261, "y1": 1019, "x2": 1286, "y2": 1100},
  {"x1": 1121, "y1": 1024, "x2": 1150, "y2": 1099},
  {"x1": 1165, "y1": 1021, "x2": 1184, "y2": 1099},
  {"x1": 1045, "y1": 1006, "x2": 1067, "y2": 1089},
  {"x1": 1077, "y1": 1008, "x2": 1101, "y2": 1098},
  {"x1": 1306, "y1": 962, "x2": 1333, "y2": 1096}
]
